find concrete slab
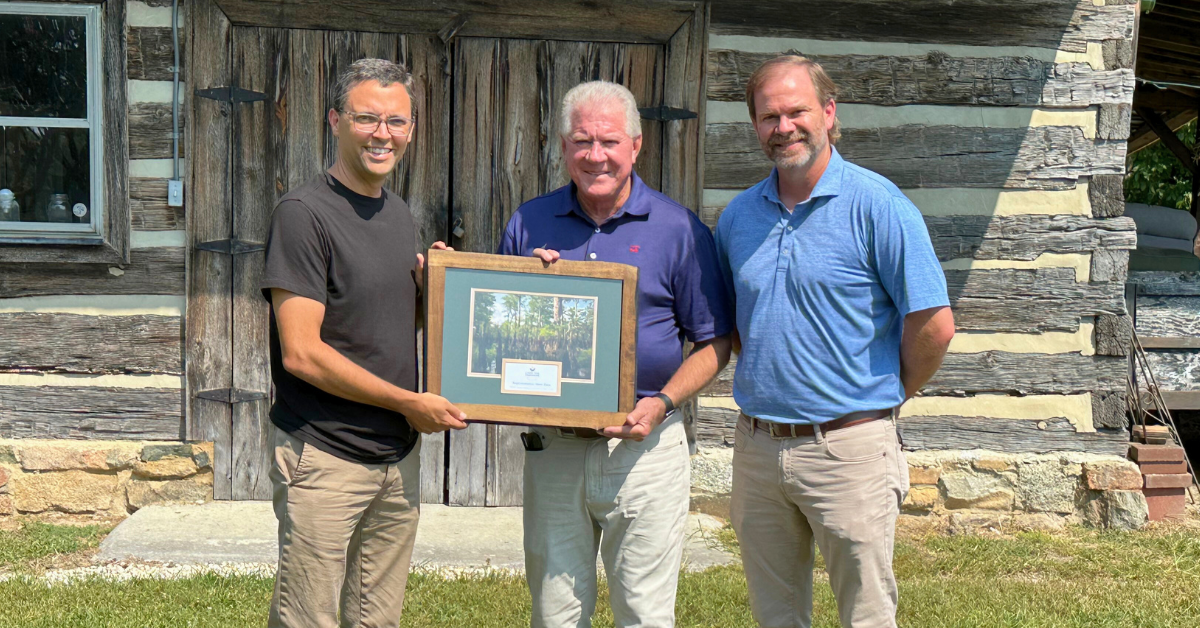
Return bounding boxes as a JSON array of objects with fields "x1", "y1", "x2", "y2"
[{"x1": 98, "y1": 502, "x2": 737, "y2": 572}]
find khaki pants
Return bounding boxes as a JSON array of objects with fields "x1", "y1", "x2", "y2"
[
  {"x1": 523, "y1": 415, "x2": 691, "y2": 628},
  {"x1": 731, "y1": 416, "x2": 908, "y2": 628},
  {"x1": 268, "y1": 427, "x2": 421, "y2": 628}
]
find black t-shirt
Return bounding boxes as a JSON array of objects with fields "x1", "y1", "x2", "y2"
[{"x1": 260, "y1": 173, "x2": 419, "y2": 464}]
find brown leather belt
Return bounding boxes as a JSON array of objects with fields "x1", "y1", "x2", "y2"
[
  {"x1": 739, "y1": 408, "x2": 892, "y2": 439},
  {"x1": 556, "y1": 426, "x2": 606, "y2": 439}
]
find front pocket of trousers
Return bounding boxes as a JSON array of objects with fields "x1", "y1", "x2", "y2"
[
  {"x1": 823, "y1": 426, "x2": 887, "y2": 462},
  {"x1": 287, "y1": 443, "x2": 314, "y2": 487},
  {"x1": 733, "y1": 419, "x2": 752, "y2": 452}
]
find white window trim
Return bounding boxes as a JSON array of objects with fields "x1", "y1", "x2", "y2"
[{"x1": 0, "y1": 2, "x2": 105, "y2": 244}]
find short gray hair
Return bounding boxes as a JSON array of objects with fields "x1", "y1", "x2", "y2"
[
  {"x1": 332, "y1": 58, "x2": 415, "y2": 112},
  {"x1": 559, "y1": 81, "x2": 641, "y2": 139}
]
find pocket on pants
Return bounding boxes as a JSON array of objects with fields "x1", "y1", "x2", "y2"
[
  {"x1": 823, "y1": 422, "x2": 888, "y2": 463},
  {"x1": 733, "y1": 417, "x2": 752, "y2": 452}
]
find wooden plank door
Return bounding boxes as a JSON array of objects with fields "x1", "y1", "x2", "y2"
[
  {"x1": 447, "y1": 37, "x2": 667, "y2": 507},
  {"x1": 189, "y1": 15, "x2": 452, "y2": 501}
]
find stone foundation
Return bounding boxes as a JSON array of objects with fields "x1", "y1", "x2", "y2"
[
  {"x1": 0, "y1": 440, "x2": 214, "y2": 517},
  {"x1": 689, "y1": 448, "x2": 1149, "y2": 531}
]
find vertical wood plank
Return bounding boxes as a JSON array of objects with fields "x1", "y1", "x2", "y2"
[
  {"x1": 398, "y1": 36, "x2": 452, "y2": 249},
  {"x1": 230, "y1": 27, "x2": 288, "y2": 501},
  {"x1": 539, "y1": 41, "x2": 588, "y2": 195},
  {"x1": 286, "y1": 29, "x2": 325, "y2": 189},
  {"x1": 322, "y1": 31, "x2": 402, "y2": 171},
  {"x1": 104, "y1": 0, "x2": 130, "y2": 261},
  {"x1": 449, "y1": 422, "x2": 488, "y2": 506},
  {"x1": 616, "y1": 43, "x2": 665, "y2": 191},
  {"x1": 663, "y1": 7, "x2": 708, "y2": 454},
  {"x1": 186, "y1": 0, "x2": 233, "y2": 499}
]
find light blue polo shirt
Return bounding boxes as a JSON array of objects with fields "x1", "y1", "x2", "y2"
[{"x1": 714, "y1": 148, "x2": 949, "y2": 425}]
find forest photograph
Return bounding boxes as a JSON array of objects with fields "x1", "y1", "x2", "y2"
[{"x1": 468, "y1": 289, "x2": 598, "y2": 382}]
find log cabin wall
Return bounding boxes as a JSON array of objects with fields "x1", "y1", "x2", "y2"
[
  {"x1": 0, "y1": 0, "x2": 187, "y2": 443},
  {"x1": 694, "y1": 0, "x2": 1140, "y2": 465}
]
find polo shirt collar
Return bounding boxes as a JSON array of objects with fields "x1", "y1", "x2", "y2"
[
  {"x1": 556, "y1": 172, "x2": 651, "y2": 222},
  {"x1": 761, "y1": 146, "x2": 846, "y2": 209}
]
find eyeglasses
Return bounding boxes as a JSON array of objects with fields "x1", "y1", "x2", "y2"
[{"x1": 342, "y1": 111, "x2": 415, "y2": 137}]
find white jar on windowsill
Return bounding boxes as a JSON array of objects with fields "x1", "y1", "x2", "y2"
[{"x1": 0, "y1": 189, "x2": 20, "y2": 222}]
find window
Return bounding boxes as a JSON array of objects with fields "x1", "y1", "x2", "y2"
[{"x1": 0, "y1": 2, "x2": 104, "y2": 245}]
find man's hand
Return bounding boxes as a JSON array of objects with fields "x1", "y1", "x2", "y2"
[
  {"x1": 532, "y1": 248, "x2": 560, "y2": 264},
  {"x1": 404, "y1": 392, "x2": 469, "y2": 434},
  {"x1": 602, "y1": 395, "x2": 667, "y2": 440},
  {"x1": 415, "y1": 241, "x2": 451, "y2": 293}
]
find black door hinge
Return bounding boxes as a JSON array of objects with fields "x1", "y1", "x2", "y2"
[
  {"x1": 195, "y1": 86, "x2": 269, "y2": 104},
  {"x1": 196, "y1": 388, "x2": 270, "y2": 404},
  {"x1": 195, "y1": 239, "x2": 266, "y2": 255},
  {"x1": 638, "y1": 105, "x2": 698, "y2": 121}
]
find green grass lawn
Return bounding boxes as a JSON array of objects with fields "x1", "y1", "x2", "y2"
[{"x1": 0, "y1": 520, "x2": 1198, "y2": 627}]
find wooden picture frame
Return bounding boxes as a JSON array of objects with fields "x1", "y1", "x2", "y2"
[{"x1": 424, "y1": 249, "x2": 639, "y2": 429}]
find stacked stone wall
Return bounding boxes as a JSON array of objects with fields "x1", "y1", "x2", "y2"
[{"x1": 0, "y1": 440, "x2": 213, "y2": 517}]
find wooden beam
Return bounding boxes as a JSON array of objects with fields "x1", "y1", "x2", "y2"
[
  {"x1": 946, "y1": 267, "x2": 1126, "y2": 333},
  {"x1": 0, "y1": 247, "x2": 185, "y2": 297},
  {"x1": 0, "y1": 313, "x2": 182, "y2": 375},
  {"x1": 128, "y1": 26, "x2": 184, "y2": 81},
  {"x1": 709, "y1": 0, "x2": 1133, "y2": 53},
  {"x1": 1128, "y1": 109, "x2": 1196, "y2": 154},
  {"x1": 897, "y1": 416, "x2": 1130, "y2": 456},
  {"x1": 213, "y1": 0, "x2": 696, "y2": 43},
  {"x1": 129, "y1": 102, "x2": 187, "y2": 160},
  {"x1": 0, "y1": 386, "x2": 184, "y2": 441},
  {"x1": 131, "y1": 178, "x2": 185, "y2": 231},
  {"x1": 1161, "y1": 391, "x2": 1200, "y2": 410},
  {"x1": 708, "y1": 49, "x2": 1134, "y2": 107},
  {"x1": 1135, "y1": 106, "x2": 1198, "y2": 175},
  {"x1": 1140, "y1": 336, "x2": 1200, "y2": 349},
  {"x1": 923, "y1": 353, "x2": 1127, "y2": 396},
  {"x1": 924, "y1": 215, "x2": 1136, "y2": 262},
  {"x1": 705, "y1": 123, "x2": 1126, "y2": 190},
  {"x1": 1129, "y1": 270, "x2": 1200, "y2": 296}
]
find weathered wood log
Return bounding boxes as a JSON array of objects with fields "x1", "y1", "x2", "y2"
[
  {"x1": 1095, "y1": 313, "x2": 1132, "y2": 356},
  {"x1": 102, "y1": 0, "x2": 130, "y2": 263},
  {"x1": 705, "y1": 123, "x2": 1126, "y2": 190},
  {"x1": 946, "y1": 267, "x2": 1125, "y2": 332},
  {"x1": 923, "y1": 352, "x2": 1127, "y2": 395},
  {"x1": 1091, "y1": 249, "x2": 1129, "y2": 284},
  {"x1": 0, "y1": 386, "x2": 183, "y2": 441},
  {"x1": 1133, "y1": 296, "x2": 1200, "y2": 337},
  {"x1": 1098, "y1": 104, "x2": 1132, "y2": 140},
  {"x1": 708, "y1": 49, "x2": 1134, "y2": 107},
  {"x1": 128, "y1": 26, "x2": 184, "y2": 81},
  {"x1": 0, "y1": 247, "x2": 184, "y2": 298},
  {"x1": 129, "y1": 102, "x2": 187, "y2": 160},
  {"x1": 710, "y1": 0, "x2": 1134, "y2": 53},
  {"x1": 215, "y1": 0, "x2": 695, "y2": 43},
  {"x1": 925, "y1": 215, "x2": 1135, "y2": 262},
  {"x1": 1087, "y1": 173, "x2": 1126, "y2": 217},
  {"x1": 1102, "y1": 38, "x2": 1135, "y2": 70},
  {"x1": 396, "y1": 36, "x2": 452, "y2": 250},
  {"x1": 131, "y1": 178, "x2": 185, "y2": 231},
  {"x1": 1091, "y1": 391, "x2": 1127, "y2": 430},
  {"x1": 0, "y1": 313, "x2": 181, "y2": 375},
  {"x1": 696, "y1": 406, "x2": 739, "y2": 448},
  {"x1": 897, "y1": 416, "x2": 1129, "y2": 455},
  {"x1": 1129, "y1": 271, "x2": 1200, "y2": 296}
]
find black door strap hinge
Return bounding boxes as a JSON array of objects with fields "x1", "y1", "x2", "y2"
[
  {"x1": 196, "y1": 388, "x2": 269, "y2": 404},
  {"x1": 195, "y1": 86, "x2": 269, "y2": 104},
  {"x1": 638, "y1": 105, "x2": 698, "y2": 121},
  {"x1": 195, "y1": 239, "x2": 266, "y2": 255}
]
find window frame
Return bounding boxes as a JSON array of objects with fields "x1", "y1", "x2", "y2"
[{"x1": 0, "y1": 0, "x2": 128, "y2": 263}]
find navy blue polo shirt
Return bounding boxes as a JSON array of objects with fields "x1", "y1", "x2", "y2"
[{"x1": 498, "y1": 173, "x2": 733, "y2": 399}]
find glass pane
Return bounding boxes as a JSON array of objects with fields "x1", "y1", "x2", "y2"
[
  {"x1": 0, "y1": 14, "x2": 88, "y2": 118},
  {"x1": 1, "y1": 126, "x2": 91, "y2": 224}
]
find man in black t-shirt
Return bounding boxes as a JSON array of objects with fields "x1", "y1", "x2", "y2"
[{"x1": 260, "y1": 59, "x2": 465, "y2": 628}]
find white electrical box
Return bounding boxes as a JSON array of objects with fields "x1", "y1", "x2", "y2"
[{"x1": 168, "y1": 180, "x2": 184, "y2": 207}]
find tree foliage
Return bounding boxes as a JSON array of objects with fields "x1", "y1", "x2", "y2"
[
  {"x1": 470, "y1": 292, "x2": 596, "y2": 380},
  {"x1": 1125, "y1": 119, "x2": 1196, "y2": 212}
]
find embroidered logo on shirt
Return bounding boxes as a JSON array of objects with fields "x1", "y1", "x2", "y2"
[{"x1": 629, "y1": 245, "x2": 640, "y2": 253}]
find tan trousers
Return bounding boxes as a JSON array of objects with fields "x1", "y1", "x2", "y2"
[
  {"x1": 523, "y1": 415, "x2": 691, "y2": 628},
  {"x1": 268, "y1": 427, "x2": 421, "y2": 628},
  {"x1": 731, "y1": 416, "x2": 908, "y2": 628}
]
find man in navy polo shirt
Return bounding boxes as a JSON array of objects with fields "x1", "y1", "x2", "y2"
[
  {"x1": 499, "y1": 81, "x2": 732, "y2": 628},
  {"x1": 715, "y1": 56, "x2": 955, "y2": 628}
]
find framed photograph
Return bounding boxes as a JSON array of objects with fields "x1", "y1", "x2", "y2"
[{"x1": 424, "y1": 250, "x2": 639, "y2": 429}]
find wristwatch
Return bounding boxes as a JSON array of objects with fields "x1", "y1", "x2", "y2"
[{"x1": 653, "y1": 392, "x2": 675, "y2": 414}]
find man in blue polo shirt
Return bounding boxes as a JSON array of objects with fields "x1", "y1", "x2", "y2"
[
  {"x1": 499, "y1": 81, "x2": 732, "y2": 628},
  {"x1": 715, "y1": 56, "x2": 955, "y2": 628}
]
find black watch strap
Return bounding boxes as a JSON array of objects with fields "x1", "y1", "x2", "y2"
[{"x1": 653, "y1": 392, "x2": 675, "y2": 413}]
